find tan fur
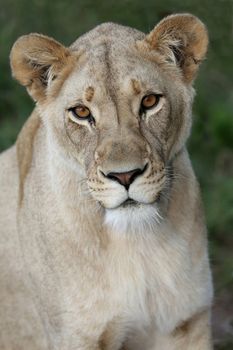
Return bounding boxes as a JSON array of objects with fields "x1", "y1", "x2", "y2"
[
  {"x1": 10, "y1": 33, "x2": 77, "y2": 101},
  {"x1": 85, "y1": 86, "x2": 95, "y2": 102},
  {"x1": 131, "y1": 79, "x2": 141, "y2": 95},
  {"x1": 144, "y1": 14, "x2": 208, "y2": 83},
  {"x1": 0, "y1": 14, "x2": 213, "y2": 349},
  {"x1": 17, "y1": 111, "x2": 41, "y2": 204}
]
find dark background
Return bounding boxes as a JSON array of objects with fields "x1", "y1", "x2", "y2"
[{"x1": 0, "y1": 0, "x2": 232, "y2": 348}]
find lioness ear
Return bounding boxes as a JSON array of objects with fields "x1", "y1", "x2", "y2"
[
  {"x1": 10, "y1": 34, "x2": 72, "y2": 101},
  {"x1": 143, "y1": 14, "x2": 208, "y2": 83}
]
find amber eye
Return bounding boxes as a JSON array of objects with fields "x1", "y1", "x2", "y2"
[
  {"x1": 71, "y1": 105, "x2": 91, "y2": 119},
  {"x1": 141, "y1": 94, "x2": 160, "y2": 110}
]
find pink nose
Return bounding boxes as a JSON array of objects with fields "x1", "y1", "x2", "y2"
[{"x1": 106, "y1": 168, "x2": 145, "y2": 189}]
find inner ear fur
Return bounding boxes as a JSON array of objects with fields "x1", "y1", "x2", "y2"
[
  {"x1": 10, "y1": 34, "x2": 73, "y2": 101},
  {"x1": 144, "y1": 14, "x2": 208, "y2": 83}
]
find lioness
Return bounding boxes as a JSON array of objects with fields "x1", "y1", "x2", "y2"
[{"x1": 0, "y1": 13, "x2": 213, "y2": 349}]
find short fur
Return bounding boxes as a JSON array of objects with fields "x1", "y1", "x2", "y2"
[{"x1": 0, "y1": 14, "x2": 213, "y2": 349}]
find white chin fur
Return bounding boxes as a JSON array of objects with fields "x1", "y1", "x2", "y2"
[{"x1": 104, "y1": 203, "x2": 163, "y2": 236}]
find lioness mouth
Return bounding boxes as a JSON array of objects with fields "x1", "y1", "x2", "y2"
[{"x1": 121, "y1": 198, "x2": 139, "y2": 208}]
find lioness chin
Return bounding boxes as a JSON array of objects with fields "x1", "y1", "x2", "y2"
[{"x1": 0, "y1": 13, "x2": 213, "y2": 350}]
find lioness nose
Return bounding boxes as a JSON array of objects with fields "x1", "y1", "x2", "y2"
[{"x1": 106, "y1": 167, "x2": 146, "y2": 190}]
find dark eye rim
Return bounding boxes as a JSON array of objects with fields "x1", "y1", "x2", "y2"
[
  {"x1": 140, "y1": 93, "x2": 163, "y2": 115},
  {"x1": 68, "y1": 105, "x2": 95, "y2": 123}
]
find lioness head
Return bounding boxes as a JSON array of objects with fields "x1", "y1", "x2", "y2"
[{"x1": 10, "y1": 14, "x2": 208, "y2": 230}]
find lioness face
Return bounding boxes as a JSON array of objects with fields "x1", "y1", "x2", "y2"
[
  {"x1": 58, "y1": 48, "x2": 190, "y2": 211},
  {"x1": 11, "y1": 16, "x2": 208, "y2": 227}
]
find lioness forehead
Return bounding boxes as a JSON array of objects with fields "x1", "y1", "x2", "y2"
[
  {"x1": 61, "y1": 37, "x2": 166, "y2": 107},
  {"x1": 70, "y1": 22, "x2": 145, "y2": 51},
  {"x1": 61, "y1": 23, "x2": 163, "y2": 101}
]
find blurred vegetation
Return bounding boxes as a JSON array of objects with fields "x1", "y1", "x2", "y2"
[{"x1": 0, "y1": 0, "x2": 232, "y2": 348}]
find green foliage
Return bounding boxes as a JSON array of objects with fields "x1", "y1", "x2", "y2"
[{"x1": 217, "y1": 342, "x2": 233, "y2": 350}]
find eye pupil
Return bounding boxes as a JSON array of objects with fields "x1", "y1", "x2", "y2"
[
  {"x1": 142, "y1": 94, "x2": 158, "y2": 109},
  {"x1": 73, "y1": 105, "x2": 90, "y2": 118}
]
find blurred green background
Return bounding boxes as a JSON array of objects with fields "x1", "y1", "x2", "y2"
[{"x1": 0, "y1": 0, "x2": 232, "y2": 348}]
